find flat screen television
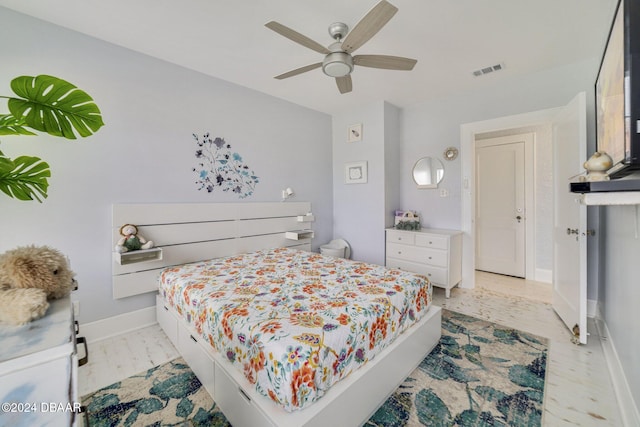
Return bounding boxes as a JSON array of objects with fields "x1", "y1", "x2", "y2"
[{"x1": 595, "y1": 0, "x2": 640, "y2": 177}]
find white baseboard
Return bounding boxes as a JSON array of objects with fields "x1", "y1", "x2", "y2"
[
  {"x1": 594, "y1": 317, "x2": 640, "y2": 427},
  {"x1": 80, "y1": 305, "x2": 157, "y2": 343},
  {"x1": 534, "y1": 268, "x2": 552, "y2": 283}
]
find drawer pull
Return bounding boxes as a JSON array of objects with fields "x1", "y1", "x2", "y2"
[
  {"x1": 397, "y1": 251, "x2": 402, "y2": 255},
  {"x1": 190, "y1": 335, "x2": 197, "y2": 343},
  {"x1": 238, "y1": 387, "x2": 251, "y2": 403},
  {"x1": 428, "y1": 256, "x2": 432, "y2": 260},
  {"x1": 429, "y1": 241, "x2": 433, "y2": 244},
  {"x1": 164, "y1": 305, "x2": 169, "y2": 311},
  {"x1": 76, "y1": 336, "x2": 89, "y2": 366}
]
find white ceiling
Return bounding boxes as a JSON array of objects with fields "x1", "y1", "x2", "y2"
[{"x1": 0, "y1": 0, "x2": 617, "y2": 115}]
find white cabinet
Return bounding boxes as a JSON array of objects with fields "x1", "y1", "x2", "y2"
[
  {"x1": 386, "y1": 228, "x2": 462, "y2": 298},
  {"x1": 0, "y1": 297, "x2": 84, "y2": 427}
]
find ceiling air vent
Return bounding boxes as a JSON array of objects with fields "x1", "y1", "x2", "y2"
[{"x1": 472, "y1": 63, "x2": 504, "y2": 77}]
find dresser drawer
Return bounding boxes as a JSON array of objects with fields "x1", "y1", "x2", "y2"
[
  {"x1": 387, "y1": 243, "x2": 447, "y2": 267},
  {"x1": 178, "y1": 326, "x2": 215, "y2": 399},
  {"x1": 156, "y1": 296, "x2": 178, "y2": 348},
  {"x1": 215, "y1": 361, "x2": 274, "y2": 427},
  {"x1": 386, "y1": 258, "x2": 448, "y2": 286},
  {"x1": 386, "y1": 230, "x2": 415, "y2": 245},
  {"x1": 415, "y1": 233, "x2": 449, "y2": 250}
]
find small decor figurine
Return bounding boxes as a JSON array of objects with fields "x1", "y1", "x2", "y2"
[
  {"x1": 0, "y1": 245, "x2": 77, "y2": 325},
  {"x1": 115, "y1": 224, "x2": 154, "y2": 253},
  {"x1": 395, "y1": 210, "x2": 421, "y2": 230},
  {"x1": 581, "y1": 151, "x2": 613, "y2": 182}
]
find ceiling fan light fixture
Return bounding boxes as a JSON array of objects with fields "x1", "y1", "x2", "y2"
[{"x1": 322, "y1": 52, "x2": 354, "y2": 77}]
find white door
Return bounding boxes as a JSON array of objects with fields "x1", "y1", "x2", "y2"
[
  {"x1": 552, "y1": 92, "x2": 588, "y2": 344},
  {"x1": 475, "y1": 136, "x2": 526, "y2": 277}
]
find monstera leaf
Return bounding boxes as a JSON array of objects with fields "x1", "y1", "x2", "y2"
[
  {"x1": 0, "y1": 75, "x2": 104, "y2": 202},
  {"x1": 0, "y1": 153, "x2": 50, "y2": 202},
  {"x1": 0, "y1": 114, "x2": 36, "y2": 136},
  {"x1": 7, "y1": 75, "x2": 104, "y2": 139}
]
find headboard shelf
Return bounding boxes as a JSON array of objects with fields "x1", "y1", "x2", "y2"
[{"x1": 112, "y1": 202, "x2": 313, "y2": 299}]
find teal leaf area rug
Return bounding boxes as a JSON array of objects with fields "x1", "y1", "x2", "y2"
[{"x1": 81, "y1": 310, "x2": 548, "y2": 427}]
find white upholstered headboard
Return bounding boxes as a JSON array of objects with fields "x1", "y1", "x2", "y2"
[{"x1": 111, "y1": 202, "x2": 313, "y2": 299}]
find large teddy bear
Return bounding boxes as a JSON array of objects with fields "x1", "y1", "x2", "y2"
[{"x1": 0, "y1": 245, "x2": 77, "y2": 325}]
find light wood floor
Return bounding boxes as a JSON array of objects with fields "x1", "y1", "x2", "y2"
[{"x1": 78, "y1": 272, "x2": 623, "y2": 426}]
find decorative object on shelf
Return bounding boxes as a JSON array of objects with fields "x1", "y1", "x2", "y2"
[
  {"x1": 345, "y1": 161, "x2": 368, "y2": 184},
  {"x1": 0, "y1": 75, "x2": 104, "y2": 202},
  {"x1": 443, "y1": 147, "x2": 459, "y2": 161},
  {"x1": 413, "y1": 156, "x2": 444, "y2": 188},
  {"x1": 192, "y1": 133, "x2": 259, "y2": 198},
  {"x1": 281, "y1": 187, "x2": 294, "y2": 201},
  {"x1": 394, "y1": 210, "x2": 421, "y2": 230},
  {"x1": 348, "y1": 123, "x2": 363, "y2": 142},
  {"x1": 115, "y1": 224, "x2": 154, "y2": 253},
  {"x1": 0, "y1": 245, "x2": 77, "y2": 325},
  {"x1": 580, "y1": 150, "x2": 613, "y2": 182}
]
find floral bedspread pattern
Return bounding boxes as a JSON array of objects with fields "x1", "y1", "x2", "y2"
[{"x1": 159, "y1": 247, "x2": 432, "y2": 412}]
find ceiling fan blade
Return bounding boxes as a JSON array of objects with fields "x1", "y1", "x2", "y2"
[
  {"x1": 265, "y1": 21, "x2": 331, "y2": 55},
  {"x1": 342, "y1": 0, "x2": 398, "y2": 53},
  {"x1": 274, "y1": 63, "x2": 322, "y2": 80},
  {"x1": 353, "y1": 54, "x2": 417, "y2": 70},
  {"x1": 336, "y1": 75, "x2": 353, "y2": 94}
]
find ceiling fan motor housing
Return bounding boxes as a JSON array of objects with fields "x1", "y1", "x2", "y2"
[
  {"x1": 322, "y1": 51, "x2": 353, "y2": 77},
  {"x1": 328, "y1": 22, "x2": 349, "y2": 40}
]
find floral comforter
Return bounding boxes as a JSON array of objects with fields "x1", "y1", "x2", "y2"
[{"x1": 158, "y1": 247, "x2": 432, "y2": 412}]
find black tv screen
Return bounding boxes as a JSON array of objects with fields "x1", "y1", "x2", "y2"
[{"x1": 595, "y1": 0, "x2": 640, "y2": 174}]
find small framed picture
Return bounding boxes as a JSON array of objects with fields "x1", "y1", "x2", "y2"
[
  {"x1": 345, "y1": 161, "x2": 368, "y2": 184},
  {"x1": 347, "y1": 123, "x2": 363, "y2": 142}
]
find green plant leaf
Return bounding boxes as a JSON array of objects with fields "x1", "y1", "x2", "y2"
[
  {"x1": 0, "y1": 154, "x2": 50, "y2": 202},
  {"x1": 8, "y1": 75, "x2": 104, "y2": 139},
  {"x1": 0, "y1": 114, "x2": 36, "y2": 136}
]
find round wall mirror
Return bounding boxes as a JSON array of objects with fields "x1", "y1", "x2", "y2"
[{"x1": 412, "y1": 157, "x2": 444, "y2": 189}]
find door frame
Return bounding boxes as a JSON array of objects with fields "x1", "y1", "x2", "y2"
[
  {"x1": 460, "y1": 107, "x2": 560, "y2": 289},
  {"x1": 475, "y1": 133, "x2": 532, "y2": 278}
]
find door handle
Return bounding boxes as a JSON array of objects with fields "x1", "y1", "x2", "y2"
[
  {"x1": 566, "y1": 228, "x2": 579, "y2": 235},
  {"x1": 516, "y1": 215, "x2": 522, "y2": 223}
]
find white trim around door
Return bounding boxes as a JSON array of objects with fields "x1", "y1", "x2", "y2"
[{"x1": 460, "y1": 107, "x2": 560, "y2": 289}]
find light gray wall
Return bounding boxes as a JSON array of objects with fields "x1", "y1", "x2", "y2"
[
  {"x1": 600, "y1": 206, "x2": 640, "y2": 411},
  {"x1": 332, "y1": 102, "x2": 386, "y2": 264},
  {"x1": 384, "y1": 102, "x2": 401, "y2": 229},
  {"x1": 332, "y1": 101, "x2": 401, "y2": 265},
  {"x1": 0, "y1": 8, "x2": 333, "y2": 324}
]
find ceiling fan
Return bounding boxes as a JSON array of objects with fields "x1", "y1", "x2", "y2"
[{"x1": 265, "y1": 0, "x2": 417, "y2": 94}]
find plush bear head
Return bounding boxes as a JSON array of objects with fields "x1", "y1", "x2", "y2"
[{"x1": 0, "y1": 246, "x2": 77, "y2": 325}]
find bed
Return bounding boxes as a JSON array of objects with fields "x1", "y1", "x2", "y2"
[
  {"x1": 159, "y1": 246, "x2": 435, "y2": 412},
  {"x1": 113, "y1": 202, "x2": 441, "y2": 426}
]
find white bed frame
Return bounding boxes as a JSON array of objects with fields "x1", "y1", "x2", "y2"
[{"x1": 113, "y1": 202, "x2": 442, "y2": 427}]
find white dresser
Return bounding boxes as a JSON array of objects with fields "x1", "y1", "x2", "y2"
[
  {"x1": 0, "y1": 297, "x2": 86, "y2": 427},
  {"x1": 386, "y1": 228, "x2": 463, "y2": 298}
]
